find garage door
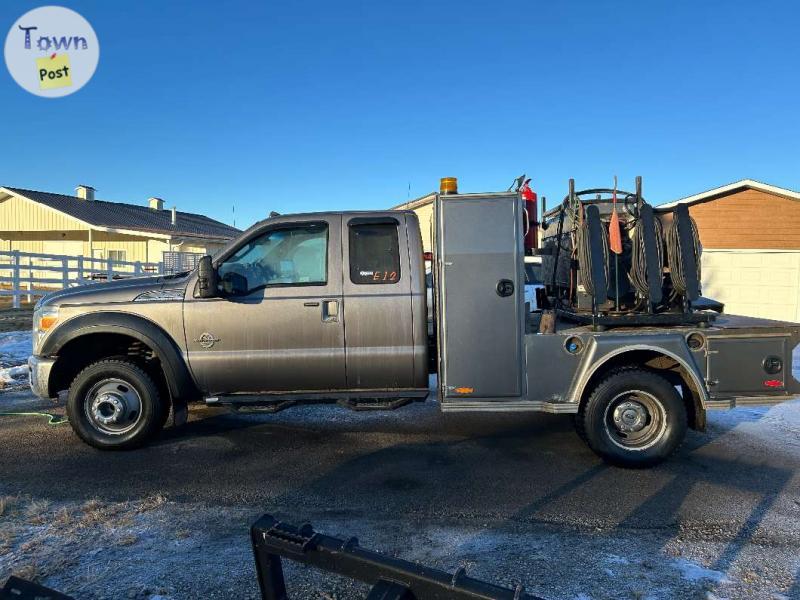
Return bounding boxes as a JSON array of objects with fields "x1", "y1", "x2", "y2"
[{"x1": 702, "y1": 249, "x2": 800, "y2": 323}]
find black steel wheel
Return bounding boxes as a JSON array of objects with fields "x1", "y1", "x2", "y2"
[
  {"x1": 577, "y1": 368, "x2": 687, "y2": 468},
  {"x1": 67, "y1": 359, "x2": 166, "y2": 450}
]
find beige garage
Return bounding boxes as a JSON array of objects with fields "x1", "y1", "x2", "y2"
[{"x1": 660, "y1": 180, "x2": 800, "y2": 323}]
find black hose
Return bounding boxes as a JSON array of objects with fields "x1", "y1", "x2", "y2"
[
  {"x1": 630, "y1": 217, "x2": 664, "y2": 299},
  {"x1": 576, "y1": 218, "x2": 609, "y2": 299},
  {"x1": 666, "y1": 215, "x2": 701, "y2": 296}
]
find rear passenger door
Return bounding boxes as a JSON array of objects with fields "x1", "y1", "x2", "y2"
[{"x1": 342, "y1": 216, "x2": 415, "y2": 389}]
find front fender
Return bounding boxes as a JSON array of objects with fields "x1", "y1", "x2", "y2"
[{"x1": 40, "y1": 312, "x2": 198, "y2": 403}]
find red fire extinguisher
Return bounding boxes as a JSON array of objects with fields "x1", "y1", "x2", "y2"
[{"x1": 520, "y1": 178, "x2": 538, "y2": 253}]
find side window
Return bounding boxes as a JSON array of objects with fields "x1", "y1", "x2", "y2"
[
  {"x1": 108, "y1": 250, "x2": 126, "y2": 263},
  {"x1": 349, "y1": 221, "x2": 401, "y2": 285},
  {"x1": 218, "y1": 222, "x2": 328, "y2": 294}
]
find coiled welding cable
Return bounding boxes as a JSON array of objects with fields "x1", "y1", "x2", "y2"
[
  {"x1": 630, "y1": 216, "x2": 664, "y2": 298},
  {"x1": 666, "y1": 215, "x2": 701, "y2": 296},
  {"x1": 576, "y1": 218, "x2": 609, "y2": 299}
]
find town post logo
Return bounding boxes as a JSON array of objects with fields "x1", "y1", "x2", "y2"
[{"x1": 4, "y1": 6, "x2": 99, "y2": 98}]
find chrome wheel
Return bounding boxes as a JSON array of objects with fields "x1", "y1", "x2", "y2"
[
  {"x1": 84, "y1": 378, "x2": 143, "y2": 435},
  {"x1": 603, "y1": 390, "x2": 666, "y2": 451}
]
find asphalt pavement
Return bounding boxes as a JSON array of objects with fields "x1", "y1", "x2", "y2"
[{"x1": 1, "y1": 390, "x2": 800, "y2": 599}]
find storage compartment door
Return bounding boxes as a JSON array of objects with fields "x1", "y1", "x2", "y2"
[
  {"x1": 707, "y1": 336, "x2": 788, "y2": 396},
  {"x1": 436, "y1": 194, "x2": 524, "y2": 400}
]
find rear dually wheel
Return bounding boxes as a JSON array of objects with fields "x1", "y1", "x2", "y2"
[{"x1": 577, "y1": 368, "x2": 687, "y2": 468}]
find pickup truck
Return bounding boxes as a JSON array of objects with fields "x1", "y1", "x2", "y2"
[{"x1": 28, "y1": 186, "x2": 800, "y2": 467}]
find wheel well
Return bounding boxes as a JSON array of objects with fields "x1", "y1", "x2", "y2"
[
  {"x1": 578, "y1": 350, "x2": 706, "y2": 431},
  {"x1": 49, "y1": 333, "x2": 171, "y2": 404}
]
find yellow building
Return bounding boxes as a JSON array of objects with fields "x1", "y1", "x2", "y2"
[
  {"x1": 392, "y1": 192, "x2": 436, "y2": 253},
  {"x1": 0, "y1": 185, "x2": 240, "y2": 266}
]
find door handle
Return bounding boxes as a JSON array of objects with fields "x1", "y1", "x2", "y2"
[
  {"x1": 303, "y1": 301, "x2": 320, "y2": 307},
  {"x1": 322, "y1": 299, "x2": 339, "y2": 322}
]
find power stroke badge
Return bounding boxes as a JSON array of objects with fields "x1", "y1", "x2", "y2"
[{"x1": 4, "y1": 6, "x2": 99, "y2": 97}]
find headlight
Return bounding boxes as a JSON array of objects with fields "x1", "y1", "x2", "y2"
[{"x1": 33, "y1": 306, "x2": 59, "y2": 346}]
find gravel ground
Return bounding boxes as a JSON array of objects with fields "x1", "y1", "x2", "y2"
[{"x1": 1, "y1": 331, "x2": 800, "y2": 599}]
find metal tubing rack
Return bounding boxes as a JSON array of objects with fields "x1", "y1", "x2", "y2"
[{"x1": 251, "y1": 515, "x2": 545, "y2": 600}]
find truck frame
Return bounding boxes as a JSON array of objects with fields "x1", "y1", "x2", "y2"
[{"x1": 28, "y1": 182, "x2": 800, "y2": 467}]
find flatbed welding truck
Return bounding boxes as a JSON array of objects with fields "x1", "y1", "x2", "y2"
[{"x1": 28, "y1": 178, "x2": 800, "y2": 467}]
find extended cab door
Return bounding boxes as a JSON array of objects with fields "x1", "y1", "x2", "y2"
[
  {"x1": 184, "y1": 216, "x2": 345, "y2": 395},
  {"x1": 341, "y1": 215, "x2": 418, "y2": 389}
]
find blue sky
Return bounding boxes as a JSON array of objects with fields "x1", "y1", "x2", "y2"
[{"x1": 2, "y1": 0, "x2": 798, "y2": 229}]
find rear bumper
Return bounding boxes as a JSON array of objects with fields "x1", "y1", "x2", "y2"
[{"x1": 28, "y1": 355, "x2": 55, "y2": 399}]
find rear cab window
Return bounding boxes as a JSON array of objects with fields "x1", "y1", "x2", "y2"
[{"x1": 348, "y1": 220, "x2": 401, "y2": 284}]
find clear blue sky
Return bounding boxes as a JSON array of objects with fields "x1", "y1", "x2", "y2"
[{"x1": 2, "y1": 0, "x2": 798, "y2": 229}]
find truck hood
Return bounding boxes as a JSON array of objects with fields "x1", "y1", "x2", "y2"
[{"x1": 38, "y1": 273, "x2": 190, "y2": 308}]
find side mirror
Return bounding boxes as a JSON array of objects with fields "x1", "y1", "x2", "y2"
[
  {"x1": 221, "y1": 271, "x2": 248, "y2": 296},
  {"x1": 197, "y1": 255, "x2": 218, "y2": 298}
]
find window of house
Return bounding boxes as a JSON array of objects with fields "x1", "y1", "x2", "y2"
[
  {"x1": 108, "y1": 250, "x2": 126, "y2": 263},
  {"x1": 349, "y1": 221, "x2": 401, "y2": 284},
  {"x1": 218, "y1": 222, "x2": 328, "y2": 294}
]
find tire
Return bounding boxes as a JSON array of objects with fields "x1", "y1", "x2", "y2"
[
  {"x1": 577, "y1": 368, "x2": 687, "y2": 468},
  {"x1": 66, "y1": 359, "x2": 166, "y2": 450}
]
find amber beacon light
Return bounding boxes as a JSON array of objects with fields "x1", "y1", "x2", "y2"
[{"x1": 440, "y1": 177, "x2": 458, "y2": 195}]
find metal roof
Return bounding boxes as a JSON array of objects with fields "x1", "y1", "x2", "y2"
[{"x1": 2, "y1": 187, "x2": 241, "y2": 240}]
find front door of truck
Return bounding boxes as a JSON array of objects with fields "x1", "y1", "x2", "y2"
[{"x1": 183, "y1": 216, "x2": 345, "y2": 395}]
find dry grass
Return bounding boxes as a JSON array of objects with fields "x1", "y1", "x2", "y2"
[
  {"x1": 1, "y1": 495, "x2": 172, "y2": 587},
  {"x1": 24, "y1": 500, "x2": 51, "y2": 525},
  {"x1": 0, "y1": 495, "x2": 20, "y2": 518},
  {"x1": 137, "y1": 494, "x2": 167, "y2": 513},
  {"x1": 117, "y1": 533, "x2": 138, "y2": 546},
  {"x1": 11, "y1": 562, "x2": 39, "y2": 582},
  {"x1": 0, "y1": 528, "x2": 14, "y2": 554}
]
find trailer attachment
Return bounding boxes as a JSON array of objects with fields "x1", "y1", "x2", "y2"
[{"x1": 251, "y1": 514, "x2": 545, "y2": 600}]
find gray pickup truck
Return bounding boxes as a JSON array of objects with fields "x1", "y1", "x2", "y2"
[{"x1": 28, "y1": 186, "x2": 800, "y2": 467}]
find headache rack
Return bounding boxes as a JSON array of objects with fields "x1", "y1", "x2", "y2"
[{"x1": 251, "y1": 514, "x2": 545, "y2": 599}]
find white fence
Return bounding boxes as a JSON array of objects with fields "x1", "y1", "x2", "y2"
[{"x1": 0, "y1": 250, "x2": 164, "y2": 309}]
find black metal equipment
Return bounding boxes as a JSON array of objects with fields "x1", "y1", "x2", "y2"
[
  {"x1": 251, "y1": 515, "x2": 545, "y2": 600},
  {"x1": 539, "y1": 176, "x2": 714, "y2": 329},
  {"x1": 0, "y1": 577, "x2": 73, "y2": 600}
]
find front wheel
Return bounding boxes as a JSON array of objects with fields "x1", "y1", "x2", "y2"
[
  {"x1": 576, "y1": 368, "x2": 687, "y2": 468},
  {"x1": 67, "y1": 359, "x2": 166, "y2": 450}
]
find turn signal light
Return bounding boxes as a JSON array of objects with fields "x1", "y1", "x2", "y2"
[
  {"x1": 39, "y1": 315, "x2": 58, "y2": 331},
  {"x1": 454, "y1": 387, "x2": 474, "y2": 394}
]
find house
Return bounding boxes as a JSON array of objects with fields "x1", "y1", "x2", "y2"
[
  {"x1": 659, "y1": 179, "x2": 800, "y2": 323},
  {"x1": 0, "y1": 185, "x2": 240, "y2": 266}
]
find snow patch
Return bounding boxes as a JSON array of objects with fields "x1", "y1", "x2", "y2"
[
  {"x1": 672, "y1": 558, "x2": 731, "y2": 584},
  {"x1": 0, "y1": 331, "x2": 32, "y2": 388}
]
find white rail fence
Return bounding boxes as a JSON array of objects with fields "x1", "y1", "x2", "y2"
[{"x1": 0, "y1": 250, "x2": 164, "y2": 308}]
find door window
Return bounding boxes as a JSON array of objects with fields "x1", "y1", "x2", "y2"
[
  {"x1": 349, "y1": 221, "x2": 401, "y2": 284},
  {"x1": 218, "y1": 222, "x2": 328, "y2": 294}
]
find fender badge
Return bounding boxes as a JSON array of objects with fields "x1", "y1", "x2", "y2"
[{"x1": 194, "y1": 332, "x2": 221, "y2": 349}]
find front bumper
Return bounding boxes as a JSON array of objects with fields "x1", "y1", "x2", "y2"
[{"x1": 28, "y1": 355, "x2": 56, "y2": 399}]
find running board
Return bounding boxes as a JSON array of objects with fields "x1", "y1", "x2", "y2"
[
  {"x1": 206, "y1": 389, "x2": 429, "y2": 413},
  {"x1": 440, "y1": 399, "x2": 578, "y2": 413}
]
